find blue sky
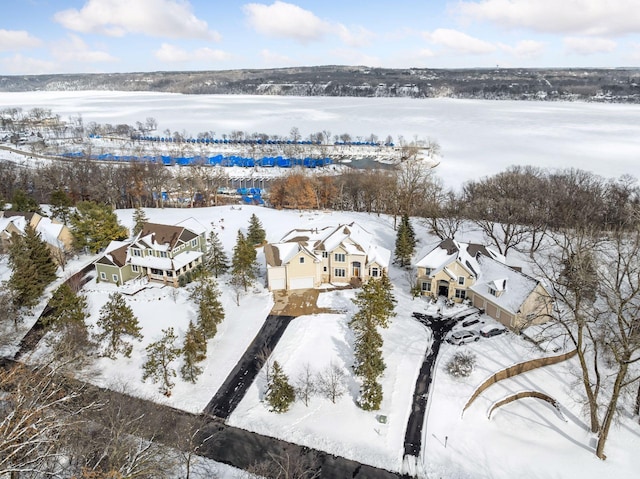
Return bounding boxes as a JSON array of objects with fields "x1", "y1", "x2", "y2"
[{"x1": 1, "y1": 0, "x2": 639, "y2": 75}]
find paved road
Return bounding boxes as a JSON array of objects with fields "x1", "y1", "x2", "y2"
[
  {"x1": 403, "y1": 310, "x2": 478, "y2": 458},
  {"x1": 0, "y1": 358, "x2": 405, "y2": 478},
  {"x1": 204, "y1": 314, "x2": 295, "y2": 419}
]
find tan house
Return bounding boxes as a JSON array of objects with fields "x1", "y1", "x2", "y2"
[
  {"x1": 94, "y1": 218, "x2": 207, "y2": 287},
  {"x1": 0, "y1": 211, "x2": 73, "y2": 262},
  {"x1": 416, "y1": 238, "x2": 551, "y2": 330},
  {"x1": 264, "y1": 222, "x2": 391, "y2": 291}
]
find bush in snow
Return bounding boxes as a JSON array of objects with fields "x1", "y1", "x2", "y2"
[{"x1": 446, "y1": 351, "x2": 476, "y2": 378}]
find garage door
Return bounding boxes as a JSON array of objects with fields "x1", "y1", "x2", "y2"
[
  {"x1": 269, "y1": 278, "x2": 285, "y2": 290},
  {"x1": 290, "y1": 277, "x2": 314, "y2": 290}
]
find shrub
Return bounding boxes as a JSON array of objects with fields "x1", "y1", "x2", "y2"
[{"x1": 446, "y1": 351, "x2": 476, "y2": 378}]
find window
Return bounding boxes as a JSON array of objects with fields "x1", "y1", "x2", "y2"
[
  {"x1": 425, "y1": 267, "x2": 432, "y2": 276},
  {"x1": 322, "y1": 251, "x2": 328, "y2": 258},
  {"x1": 151, "y1": 268, "x2": 163, "y2": 275},
  {"x1": 489, "y1": 287, "x2": 497, "y2": 297},
  {"x1": 132, "y1": 265, "x2": 139, "y2": 273},
  {"x1": 191, "y1": 239, "x2": 197, "y2": 247},
  {"x1": 299, "y1": 257, "x2": 305, "y2": 264},
  {"x1": 112, "y1": 274, "x2": 118, "y2": 282},
  {"x1": 370, "y1": 267, "x2": 379, "y2": 277},
  {"x1": 167, "y1": 271, "x2": 173, "y2": 277},
  {"x1": 160, "y1": 251, "x2": 167, "y2": 258},
  {"x1": 458, "y1": 276, "x2": 465, "y2": 285},
  {"x1": 100, "y1": 272, "x2": 106, "y2": 280},
  {"x1": 455, "y1": 289, "x2": 466, "y2": 299},
  {"x1": 148, "y1": 249, "x2": 154, "y2": 256},
  {"x1": 421, "y1": 281, "x2": 431, "y2": 292},
  {"x1": 335, "y1": 268, "x2": 346, "y2": 278},
  {"x1": 334, "y1": 253, "x2": 345, "y2": 262},
  {"x1": 132, "y1": 249, "x2": 141, "y2": 257},
  {"x1": 323, "y1": 266, "x2": 327, "y2": 272}
]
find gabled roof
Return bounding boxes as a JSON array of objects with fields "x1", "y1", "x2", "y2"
[
  {"x1": 416, "y1": 239, "x2": 505, "y2": 278},
  {"x1": 469, "y1": 255, "x2": 544, "y2": 315},
  {"x1": 264, "y1": 242, "x2": 317, "y2": 267},
  {"x1": 137, "y1": 222, "x2": 185, "y2": 250},
  {"x1": 271, "y1": 222, "x2": 390, "y2": 269},
  {"x1": 94, "y1": 240, "x2": 129, "y2": 267}
]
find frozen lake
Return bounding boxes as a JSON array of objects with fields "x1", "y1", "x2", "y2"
[{"x1": 0, "y1": 91, "x2": 638, "y2": 189}]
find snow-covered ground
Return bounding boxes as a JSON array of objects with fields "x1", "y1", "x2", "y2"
[
  {"x1": 0, "y1": 91, "x2": 639, "y2": 189},
  {"x1": 5, "y1": 205, "x2": 640, "y2": 478}
]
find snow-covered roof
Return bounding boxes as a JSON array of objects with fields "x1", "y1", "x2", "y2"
[
  {"x1": 94, "y1": 240, "x2": 130, "y2": 267},
  {"x1": 175, "y1": 217, "x2": 207, "y2": 236},
  {"x1": 129, "y1": 249, "x2": 203, "y2": 271},
  {"x1": 416, "y1": 238, "x2": 505, "y2": 279},
  {"x1": 469, "y1": 255, "x2": 542, "y2": 315},
  {"x1": 275, "y1": 222, "x2": 390, "y2": 269},
  {"x1": 34, "y1": 216, "x2": 64, "y2": 245}
]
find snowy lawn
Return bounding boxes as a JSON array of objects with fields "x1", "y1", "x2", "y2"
[
  {"x1": 422, "y1": 318, "x2": 640, "y2": 479},
  {"x1": 228, "y1": 291, "x2": 431, "y2": 472}
]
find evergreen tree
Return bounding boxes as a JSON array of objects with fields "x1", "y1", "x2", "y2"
[
  {"x1": 231, "y1": 230, "x2": 258, "y2": 292},
  {"x1": 247, "y1": 213, "x2": 266, "y2": 246},
  {"x1": 44, "y1": 283, "x2": 88, "y2": 328},
  {"x1": 349, "y1": 274, "x2": 396, "y2": 411},
  {"x1": 181, "y1": 320, "x2": 207, "y2": 383},
  {"x1": 132, "y1": 207, "x2": 148, "y2": 236},
  {"x1": 142, "y1": 327, "x2": 181, "y2": 396},
  {"x1": 205, "y1": 230, "x2": 229, "y2": 277},
  {"x1": 49, "y1": 189, "x2": 74, "y2": 225},
  {"x1": 71, "y1": 201, "x2": 129, "y2": 253},
  {"x1": 394, "y1": 214, "x2": 416, "y2": 267},
  {"x1": 265, "y1": 361, "x2": 296, "y2": 413},
  {"x1": 44, "y1": 283, "x2": 93, "y2": 363},
  {"x1": 11, "y1": 189, "x2": 40, "y2": 213},
  {"x1": 8, "y1": 226, "x2": 57, "y2": 308},
  {"x1": 94, "y1": 292, "x2": 142, "y2": 358},
  {"x1": 190, "y1": 277, "x2": 225, "y2": 340},
  {"x1": 359, "y1": 377, "x2": 383, "y2": 411}
]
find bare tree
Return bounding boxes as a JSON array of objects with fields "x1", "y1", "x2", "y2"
[
  {"x1": 294, "y1": 363, "x2": 317, "y2": 407},
  {"x1": 317, "y1": 362, "x2": 346, "y2": 404},
  {"x1": 248, "y1": 451, "x2": 320, "y2": 479}
]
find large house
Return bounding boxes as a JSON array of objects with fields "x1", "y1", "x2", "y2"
[
  {"x1": 416, "y1": 238, "x2": 551, "y2": 330},
  {"x1": 0, "y1": 211, "x2": 73, "y2": 262},
  {"x1": 94, "y1": 218, "x2": 207, "y2": 287},
  {"x1": 264, "y1": 222, "x2": 391, "y2": 291}
]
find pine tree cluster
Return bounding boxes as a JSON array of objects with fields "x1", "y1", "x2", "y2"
[
  {"x1": 350, "y1": 274, "x2": 396, "y2": 411},
  {"x1": 71, "y1": 201, "x2": 129, "y2": 253},
  {"x1": 8, "y1": 225, "x2": 57, "y2": 308}
]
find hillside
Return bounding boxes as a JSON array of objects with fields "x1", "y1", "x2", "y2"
[{"x1": 1, "y1": 66, "x2": 639, "y2": 103}]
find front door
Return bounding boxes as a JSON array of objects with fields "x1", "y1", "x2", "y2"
[
  {"x1": 438, "y1": 281, "x2": 449, "y2": 297},
  {"x1": 352, "y1": 261, "x2": 361, "y2": 278}
]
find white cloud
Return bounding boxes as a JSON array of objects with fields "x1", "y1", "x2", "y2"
[
  {"x1": 336, "y1": 24, "x2": 375, "y2": 48},
  {"x1": 423, "y1": 28, "x2": 496, "y2": 54},
  {"x1": 155, "y1": 43, "x2": 231, "y2": 63},
  {"x1": 499, "y1": 39, "x2": 546, "y2": 58},
  {"x1": 243, "y1": 1, "x2": 330, "y2": 43},
  {"x1": 52, "y1": 34, "x2": 117, "y2": 63},
  {"x1": 260, "y1": 49, "x2": 293, "y2": 65},
  {"x1": 457, "y1": 0, "x2": 640, "y2": 36},
  {"x1": 629, "y1": 43, "x2": 640, "y2": 61},
  {"x1": 564, "y1": 37, "x2": 617, "y2": 55},
  {"x1": 1, "y1": 54, "x2": 57, "y2": 74},
  {"x1": 0, "y1": 30, "x2": 42, "y2": 51},
  {"x1": 54, "y1": 0, "x2": 220, "y2": 40}
]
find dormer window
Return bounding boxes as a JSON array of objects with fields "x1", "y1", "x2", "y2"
[
  {"x1": 489, "y1": 287, "x2": 497, "y2": 297},
  {"x1": 299, "y1": 257, "x2": 305, "y2": 264}
]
